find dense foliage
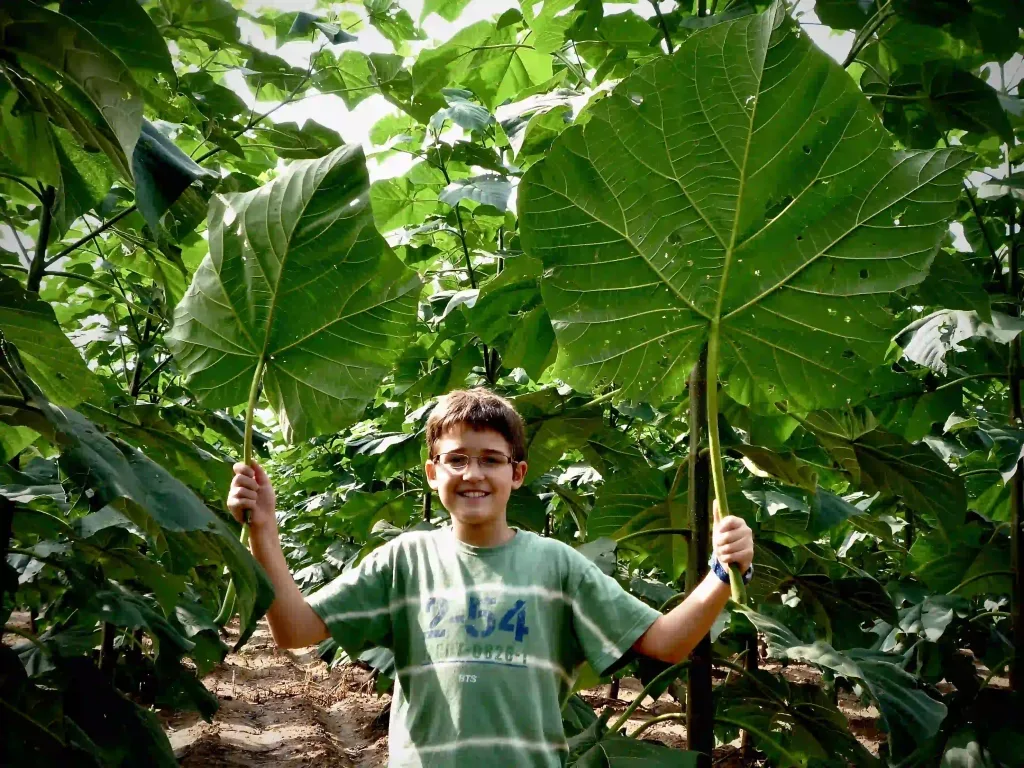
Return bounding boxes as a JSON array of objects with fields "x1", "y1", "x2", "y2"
[{"x1": 1, "y1": 0, "x2": 1021, "y2": 765}]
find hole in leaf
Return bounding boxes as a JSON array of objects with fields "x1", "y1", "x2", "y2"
[
  {"x1": 796, "y1": 235, "x2": 803, "y2": 241},
  {"x1": 860, "y1": 268, "x2": 869, "y2": 279},
  {"x1": 802, "y1": 145, "x2": 811, "y2": 154},
  {"x1": 669, "y1": 232, "x2": 682, "y2": 245},
  {"x1": 842, "y1": 349, "x2": 855, "y2": 359}
]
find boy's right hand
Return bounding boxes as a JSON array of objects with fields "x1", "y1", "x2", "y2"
[{"x1": 228, "y1": 461, "x2": 277, "y2": 535}]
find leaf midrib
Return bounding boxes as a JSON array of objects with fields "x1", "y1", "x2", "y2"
[{"x1": 710, "y1": 15, "x2": 770, "y2": 329}]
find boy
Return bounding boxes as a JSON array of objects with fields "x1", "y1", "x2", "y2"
[{"x1": 228, "y1": 388, "x2": 754, "y2": 767}]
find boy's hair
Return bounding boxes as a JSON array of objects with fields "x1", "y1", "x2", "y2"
[{"x1": 426, "y1": 388, "x2": 527, "y2": 462}]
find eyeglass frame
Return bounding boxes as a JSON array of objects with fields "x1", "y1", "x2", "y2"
[{"x1": 430, "y1": 451, "x2": 519, "y2": 473}]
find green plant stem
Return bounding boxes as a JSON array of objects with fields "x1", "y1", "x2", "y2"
[
  {"x1": 0, "y1": 264, "x2": 163, "y2": 323},
  {"x1": 580, "y1": 388, "x2": 621, "y2": 410},
  {"x1": 705, "y1": 319, "x2": 746, "y2": 604},
  {"x1": 136, "y1": 356, "x2": 172, "y2": 393},
  {"x1": 969, "y1": 610, "x2": 1011, "y2": 622},
  {"x1": 129, "y1": 316, "x2": 153, "y2": 399},
  {"x1": 841, "y1": 1, "x2": 893, "y2": 68},
  {"x1": 947, "y1": 570, "x2": 1015, "y2": 595},
  {"x1": 959, "y1": 467, "x2": 1001, "y2": 478},
  {"x1": 658, "y1": 592, "x2": 686, "y2": 613},
  {"x1": 43, "y1": 205, "x2": 136, "y2": 268},
  {"x1": 629, "y1": 712, "x2": 686, "y2": 738},
  {"x1": 615, "y1": 527, "x2": 692, "y2": 546},
  {"x1": 0, "y1": 173, "x2": 45, "y2": 202},
  {"x1": 963, "y1": 181, "x2": 1003, "y2": 279},
  {"x1": 6, "y1": 547, "x2": 72, "y2": 573},
  {"x1": 26, "y1": 186, "x2": 55, "y2": 293},
  {"x1": 650, "y1": 0, "x2": 675, "y2": 53},
  {"x1": 215, "y1": 355, "x2": 267, "y2": 626},
  {"x1": 715, "y1": 716, "x2": 806, "y2": 765},
  {"x1": 607, "y1": 660, "x2": 690, "y2": 733},
  {"x1": 3, "y1": 624, "x2": 47, "y2": 652},
  {"x1": 552, "y1": 50, "x2": 591, "y2": 87},
  {"x1": 981, "y1": 654, "x2": 1013, "y2": 688},
  {"x1": 0, "y1": 698, "x2": 67, "y2": 746}
]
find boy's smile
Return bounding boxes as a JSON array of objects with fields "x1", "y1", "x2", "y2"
[{"x1": 425, "y1": 425, "x2": 528, "y2": 547}]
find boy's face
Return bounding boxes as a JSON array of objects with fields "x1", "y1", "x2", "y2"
[{"x1": 425, "y1": 426, "x2": 527, "y2": 530}]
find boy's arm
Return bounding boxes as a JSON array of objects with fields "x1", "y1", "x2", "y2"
[
  {"x1": 250, "y1": 528, "x2": 331, "y2": 649},
  {"x1": 632, "y1": 571, "x2": 731, "y2": 663},
  {"x1": 229, "y1": 462, "x2": 329, "y2": 649},
  {"x1": 633, "y1": 501, "x2": 753, "y2": 663}
]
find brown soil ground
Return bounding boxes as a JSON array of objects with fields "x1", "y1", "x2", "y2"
[{"x1": 161, "y1": 621, "x2": 888, "y2": 767}]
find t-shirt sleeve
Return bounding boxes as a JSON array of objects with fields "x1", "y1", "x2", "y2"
[
  {"x1": 568, "y1": 555, "x2": 662, "y2": 676},
  {"x1": 306, "y1": 542, "x2": 395, "y2": 656}
]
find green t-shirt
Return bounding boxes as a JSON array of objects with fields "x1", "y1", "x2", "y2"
[{"x1": 307, "y1": 528, "x2": 661, "y2": 767}]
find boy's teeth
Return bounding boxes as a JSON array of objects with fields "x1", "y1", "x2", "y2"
[{"x1": 460, "y1": 491, "x2": 488, "y2": 497}]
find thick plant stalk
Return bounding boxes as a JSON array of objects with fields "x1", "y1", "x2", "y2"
[
  {"x1": 705, "y1": 320, "x2": 747, "y2": 604},
  {"x1": 686, "y1": 349, "x2": 714, "y2": 759},
  {"x1": 26, "y1": 186, "x2": 55, "y2": 293},
  {"x1": 215, "y1": 357, "x2": 267, "y2": 626},
  {"x1": 1009, "y1": 205, "x2": 1023, "y2": 693}
]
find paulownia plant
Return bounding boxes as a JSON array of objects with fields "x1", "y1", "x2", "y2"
[
  {"x1": 519, "y1": 1, "x2": 971, "y2": 596},
  {"x1": 167, "y1": 145, "x2": 422, "y2": 620}
]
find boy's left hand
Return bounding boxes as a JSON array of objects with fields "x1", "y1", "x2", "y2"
[{"x1": 712, "y1": 499, "x2": 754, "y2": 572}]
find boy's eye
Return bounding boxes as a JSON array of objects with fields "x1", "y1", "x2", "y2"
[
  {"x1": 444, "y1": 454, "x2": 469, "y2": 469},
  {"x1": 480, "y1": 456, "x2": 504, "y2": 468}
]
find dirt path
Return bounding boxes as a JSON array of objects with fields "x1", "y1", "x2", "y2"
[
  {"x1": 164, "y1": 624, "x2": 388, "y2": 767},
  {"x1": 162, "y1": 621, "x2": 881, "y2": 767}
]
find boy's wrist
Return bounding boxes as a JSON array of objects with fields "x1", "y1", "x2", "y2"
[
  {"x1": 248, "y1": 524, "x2": 282, "y2": 551},
  {"x1": 709, "y1": 555, "x2": 753, "y2": 585}
]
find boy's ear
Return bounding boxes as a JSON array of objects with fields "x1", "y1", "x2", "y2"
[
  {"x1": 424, "y1": 459, "x2": 439, "y2": 489},
  {"x1": 511, "y1": 461, "x2": 527, "y2": 489}
]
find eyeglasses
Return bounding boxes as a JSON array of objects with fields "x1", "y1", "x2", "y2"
[{"x1": 432, "y1": 452, "x2": 516, "y2": 473}]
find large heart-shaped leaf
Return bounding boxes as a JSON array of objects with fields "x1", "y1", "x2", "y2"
[
  {"x1": 518, "y1": 3, "x2": 970, "y2": 410},
  {"x1": 167, "y1": 146, "x2": 422, "y2": 443}
]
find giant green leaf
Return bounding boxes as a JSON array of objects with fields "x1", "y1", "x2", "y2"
[
  {"x1": 518, "y1": 3, "x2": 971, "y2": 411},
  {"x1": 0, "y1": 0, "x2": 143, "y2": 163},
  {"x1": 167, "y1": 146, "x2": 422, "y2": 443}
]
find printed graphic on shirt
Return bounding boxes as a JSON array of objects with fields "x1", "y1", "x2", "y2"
[{"x1": 417, "y1": 594, "x2": 532, "y2": 671}]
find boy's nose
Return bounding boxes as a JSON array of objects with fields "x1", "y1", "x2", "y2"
[{"x1": 462, "y1": 460, "x2": 485, "y2": 479}]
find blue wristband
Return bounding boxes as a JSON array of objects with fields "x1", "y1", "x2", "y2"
[{"x1": 710, "y1": 556, "x2": 753, "y2": 586}]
